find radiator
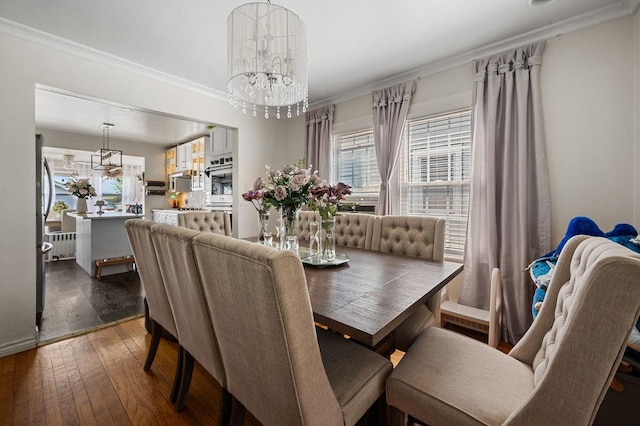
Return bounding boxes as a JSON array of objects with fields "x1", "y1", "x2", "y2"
[{"x1": 44, "y1": 232, "x2": 76, "y2": 261}]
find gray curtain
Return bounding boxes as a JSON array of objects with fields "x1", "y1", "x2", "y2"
[
  {"x1": 306, "y1": 105, "x2": 335, "y2": 182},
  {"x1": 460, "y1": 41, "x2": 551, "y2": 344},
  {"x1": 372, "y1": 81, "x2": 416, "y2": 215}
]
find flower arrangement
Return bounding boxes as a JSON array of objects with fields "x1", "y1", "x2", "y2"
[
  {"x1": 309, "y1": 182, "x2": 353, "y2": 221},
  {"x1": 51, "y1": 200, "x2": 69, "y2": 214},
  {"x1": 242, "y1": 179, "x2": 271, "y2": 217},
  {"x1": 260, "y1": 161, "x2": 321, "y2": 214},
  {"x1": 65, "y1": 173, "x2": 97, "y2": 199}
]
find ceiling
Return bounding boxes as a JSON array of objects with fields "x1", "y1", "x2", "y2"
[{"x1": 2, "y1": 0, "x2": 638, "y2": 145}]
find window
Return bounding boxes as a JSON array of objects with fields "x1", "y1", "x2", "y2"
[
  {"x1": 399, "y1": 109, "x2": 472, "y2": 258},
  {"x1": 333, "y1": 129, "x2": 380, "y2": 199}
]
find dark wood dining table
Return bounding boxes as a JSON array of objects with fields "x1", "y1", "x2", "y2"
[{"x1": 301, "y1": 246, "x2": 463, "y2": 348}]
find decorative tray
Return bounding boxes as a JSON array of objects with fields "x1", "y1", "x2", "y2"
[{"x1": 301, "y1": 253, "x2": 350, "y2": 268}]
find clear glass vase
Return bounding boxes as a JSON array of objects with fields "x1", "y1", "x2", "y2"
[
  {"x1": 309, "y1": 221, "x2": 321, "y2": 260},
  {"x1": 321, "y1": 216, "x2": 336, "y2": 262},
  {"x1": 258, "y1": 210, "x2": 270, "y2": 244},
  {"x1": 280, "y1": 207, "x2": 300, "y2": 253}
]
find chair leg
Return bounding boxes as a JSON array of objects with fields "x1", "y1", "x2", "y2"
[
  {"x1": 230, "y1": 396, "x2": 246, "y2": 426},
  {"x1": 143, "y1": 319, "x2": 163, "y2": 371},
  {"x1": 387, "y1": 405, "x2": 408, "y2": 426},
  {"x1": 218, "y1": 387, "x2": 232, "y2": 426},
  {"x1": 174, "y1": 349, "x2": 195, "y2": 411},
  {"x1": 169, "y1": 345, "x2": 185, "y2": 404}
]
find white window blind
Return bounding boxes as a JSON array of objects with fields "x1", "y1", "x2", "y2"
[
  {"x1": 333, "y1": 129, "x2": 381, "y2": 201},
  {"x1": 399, "y1": 109, "x2": 472, "y2": 258}
]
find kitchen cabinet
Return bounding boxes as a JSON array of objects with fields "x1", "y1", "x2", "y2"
[
  {"x1": 166, "y1": 147, "x2": 176, "y2": 178},
  {"x1": 175, "y1": 142, "x2": 192, "y2": 171},
  {"x1": 191, "y1": 136, "x2": 208, "y2": 190},
  {"x1": 209, "y1": 128, "x2": 233, "y2": 156}
]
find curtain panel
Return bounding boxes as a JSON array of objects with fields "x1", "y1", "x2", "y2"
[
  {"x1": 460, "y1": 41, "x2": 551, "y2": 343},
  {"x1": 306, "y1": 105, "x2": 335, "y2": 182},
  {"x1": 372, "y1": 80, "x2": 416, "y2": 215}
]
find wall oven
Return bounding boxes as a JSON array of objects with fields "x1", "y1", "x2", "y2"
[{"x1": 205, "y1": 153, "x2": 233, "y2": 212}]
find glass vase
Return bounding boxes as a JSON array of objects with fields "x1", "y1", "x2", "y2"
[
  {"x1": 321, "y1": 216, "x2": 336, "y2": 262},
  {"x1": 309, "y1": 221, "x2": 321, "y2": 260},
  {"x1": 280, "y1": 207, "x2": 300, "y2": 253},
  {"x1": 258, "y1": 210, "x2": 270, "y2": 244}
]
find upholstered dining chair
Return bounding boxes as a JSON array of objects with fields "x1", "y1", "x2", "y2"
[
  {"x1": 191, "y1": 232, "x2": 393, "y2": 426},
  {"x1": 440, "y1": 267, "x2": 503, "y2": 348},
  {"x1": 150, "y1": 224, "x2": 230, "y2": 423},
  {"x1": 124, "y1": 219, "x2": 182, "y2": 402},
  {"x1": 370, "y1": 215, "x2": 445, "y2": 352},
  {"x1": 387, "y1": 235, "x2": 640, "y2": 426},
  {"x1": 334, "y1": 212, "x2": 374, "y2": 249},
  {"x1": 177, "y1": 211, "x2": 231, "y2": 236}
]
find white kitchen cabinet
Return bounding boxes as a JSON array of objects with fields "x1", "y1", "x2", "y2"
[
  {"x1": 175, "y1": 141, "x2": 192, "y2": 171},
  {"x1": 152, "y1": 210, "x2": 179, "y2": 226},
  {"x1": 209, "y1": 128, "x2": 233, "y2": 156},
  {"x1": 191, "y1": 136, "x2": 208, "y2": 190}
]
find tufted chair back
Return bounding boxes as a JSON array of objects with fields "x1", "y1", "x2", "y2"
[
  {"x1": 177, "y1": 211, "x2": 231, "y2": 236},
  {"x1": 506, "y1": 235, "x2": 640, "y2": 425},
  {"x1": 370, "y1": 215, "x2": 445, "y2": 351},
  {"x1": 335, "y1": 213, "x2": 374, "y2": 249},
  {"x1": 297, "y1": 210, "x2": 321, "y2": 241},
  {"x1": 370, "y1": 215, "x2": 444, "y2": 261}
]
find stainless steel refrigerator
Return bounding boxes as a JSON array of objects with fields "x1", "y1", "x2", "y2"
[{"x1": 35, "y1": 134, "x2": 53, "y2": 326}]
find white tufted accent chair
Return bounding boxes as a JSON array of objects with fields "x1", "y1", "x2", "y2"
[
  {"x1": 177, "y1": 211, "x2": 231, "y2": 236},
  {"x1": 334, "y1": 213, "x2": 374, "y2": 249},
  {"x1": 370, "y1": 215, "x2": 445, "y2": 352},
  {"x1": 387, "y1": 235, "x2": 640, "y2": 426},
  {"x1": 297, "y1": 210, "x2": 321, "y2": 242}
]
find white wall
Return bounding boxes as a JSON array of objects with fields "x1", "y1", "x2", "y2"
[
  {"x1": 542, "y1": 16, "x2": 636, "y2": 241},
  {"x1": 323, "y1": 16, "x2": 639, "y2": 247},
  {"x1": 0, "y1": 31, "x2": 286, "y2": 356}
]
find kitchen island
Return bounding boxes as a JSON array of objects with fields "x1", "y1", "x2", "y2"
[{"x1": 70, "y1": 212, "x2": 143, "y2": 278}]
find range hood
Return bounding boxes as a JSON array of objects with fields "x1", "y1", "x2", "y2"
[{"x1": 169, "y1": 169, "x2": 196, "y2": 178}]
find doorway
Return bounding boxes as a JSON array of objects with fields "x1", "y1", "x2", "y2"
[{"x1": 35, "y1": 86, "x2": 214, "y2": 344}]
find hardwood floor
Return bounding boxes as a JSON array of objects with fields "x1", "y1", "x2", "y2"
[
  {"x1": 1, "y1": 317, "x2": 260, "y2": 425},
  {"x1": 2, "y1": 316, "x2": 512, "y2": 425}
]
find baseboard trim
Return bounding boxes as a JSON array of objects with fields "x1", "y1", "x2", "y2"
[{"x1": 0, "y1": 336, "x2": 36, "y2": 358}]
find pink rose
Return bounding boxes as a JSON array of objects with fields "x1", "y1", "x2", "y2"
[
  {"x1": 274, "y1": 186, "x2": 287, "y2": 201},
  {"x1": 289, "y1": 173, "x2": 309, "y2": 191}
]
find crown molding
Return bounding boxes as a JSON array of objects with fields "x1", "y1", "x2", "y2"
[
  {"x1": 2, "y1": 0, "x2": 639, "y2": 111},
  {"x1": 310, "y1": 0, "x2": 640, "y2": 109},
  {"x1": 0, "y1": 17, "x2": 228, "y2": 102}
]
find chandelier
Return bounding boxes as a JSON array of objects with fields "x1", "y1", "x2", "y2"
[
  {"x1": 91, "y1": 123, "x2": 122, "y2": 172},
  {"x1": 227, "y1": 1, "x2": 308, "y2": 119}
]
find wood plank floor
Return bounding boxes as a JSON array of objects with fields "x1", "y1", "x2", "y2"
[
  {"x1": 2, "y1": 317, "x2": 513, "y2": 425},
  {"x1": 1, "y1": 317, "x2": 261, "y2": 426}
]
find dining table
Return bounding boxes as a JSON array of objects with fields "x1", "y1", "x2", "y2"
[{"x1": 298, "y1": 246, "x2": 463, "y2": 350}]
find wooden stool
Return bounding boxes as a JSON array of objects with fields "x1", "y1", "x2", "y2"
[{"x1": 95, "y1": 255, "x2": 135, "y2": 279}]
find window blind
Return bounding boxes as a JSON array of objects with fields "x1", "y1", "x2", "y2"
[
  {"x1": 333, "y1": 129, "x2": 381, "y2": 197},
  {"x1": 399, "y1": 109, "x2": 472, "y2": 258}
]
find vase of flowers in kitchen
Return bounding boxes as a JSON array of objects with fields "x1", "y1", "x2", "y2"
[
  {"x1": 309, "y1": 182, "x2": 352, "y2": 262},
  {"x1": 65, "y1": 173, "x2": 96, "y2": 214},
  {"x1": 242, "y1": 183, "x2": 272, "y2": 245},
  {"x1": 258, "y1": 161, "x2": 321, "y2": 254}
]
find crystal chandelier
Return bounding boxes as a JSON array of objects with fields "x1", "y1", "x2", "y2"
[
  {"x1": 91, "y1": 123, "x2": 122, "y2": 171},
  {"x1": 227, "y1": 1, "x2": 308, "y2": 119}
]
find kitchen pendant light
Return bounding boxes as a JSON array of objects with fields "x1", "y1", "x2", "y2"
[
  {"x1": 227, "y1": 0, "x2": 308, "y2": 119},
  {"x1": 91, "y1": 123, "x2": 122, "y2": 172}
]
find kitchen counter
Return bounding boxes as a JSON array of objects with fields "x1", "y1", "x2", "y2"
[
  {"x1": 70, "y1": 212, "x2": 143, "y2": 277},
  {"x1": 69, "y1": 212, "x2": 144, "y2": 220}
]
